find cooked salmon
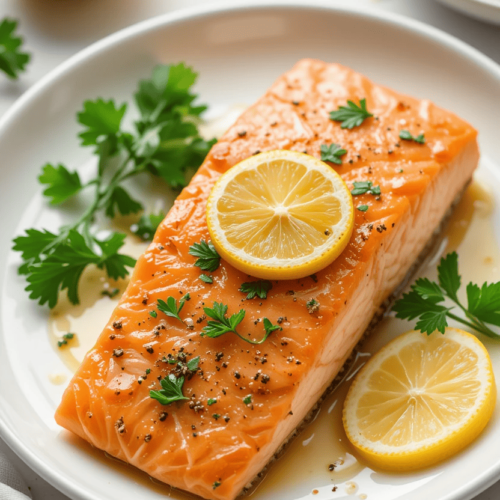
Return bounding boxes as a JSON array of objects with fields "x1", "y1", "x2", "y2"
[{"x1": 55, "y1": 59, "x2": 479, "y2": 500}]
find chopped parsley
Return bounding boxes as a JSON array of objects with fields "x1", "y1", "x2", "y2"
[
  {"x1": 393, "y1": 252, "x2": 500, "y2": 338},
  {"x1": 189, "y1": 240, "x2": 221, "y2": 272},
  {"x1": 213, "y1": 481, "x2": 221, "y2": 490},
  {"x1": 149, "y1": 310, "x2": 157, "y2": 318},
  {"x1": 240, "y1": 280, "x2": 272, "y2": 299},
  {"x1": 157, "y1": 294, "x2": 190, "y2": 323},
  {"x1": 207, "y1": 398, "x2": 217, "y2": 406},
  {"x1": 57, "y1": 333, "x2": 75, "y2": 348},
  {"x1": 329, "y1": 98, "x2": 373, "y2": 129},
  {"x1": 150, "y1": 374, "x2": 189, "y2": 405},
  {"x1": 351, "y1": 181, "x2": 381, "y2": 196},
  {"x1": 357, "y1": 205, "x2": 369, "y2": 212},
  {"x1": 320, "y1": 143, "x2": 347, "y2": 165},
  {"x1": 399, "y1": 130, "x2": 425, "y2": 144},
  {"x1": 243, "y1": 395, "x2": 252, "y2": 405},
  {"x1": 102, "y1": 288, "x2": 120, "y2": 298},
  {"x1": 199, "y1": 274, "x2": 213, "y2": 284},
  {"x1": 212, "y1": 413, "x2": 221, "y2": 420},
  {"x1": 201, "y1": 302, "x2": 281, "y2": 344}
]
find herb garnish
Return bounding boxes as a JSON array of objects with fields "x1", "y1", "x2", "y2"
[
  {"x1": 243, "y1": 395, "x2": 252, "y2": 405},
  {"x1": 329, "y1": 99, "x2": 373, "y2": 129},
  {"x1": 0, "y1": 18, "x2": 30, "y2": 79},
  {"x1": 357, "y1": 205, "x2": 369, "y2": 212},
  {"x1": 102, "y1": 288, "x2": 120, "y2": 298},
  {"x1": 157, "y1": 294, "x2": 190, "y2": 323},
  {"x1": 351, "y1": 181, "x2": 381, "y2": 196},
  {"x1": 189, "y1": 240, "x2": 221, "y2": 272},
  {"x1": 199, "y1": 274, "x2": 213, "y2": 284},
  {"x1": 207, "y1": 398, "x2": 217, "y2": 406},
  {"x1": 150, "y1": 356, "x2": 199, "y2": 405},
  {"x1": 213, "y1": 481, "x2": 221, "y2": 490},
  {"x1": 393, "y1": 252, "x2": 500, "y2": 338},
  {"x1": 150, "y1": 374, "x2": 189, "y2": 405},
  {"x1": 57, "y1": 332, "x2": 75, "y2": 348},
  {"x1": 320, "y1": 143, "x2": 347, "y2": 165},
  {"x1": 13, "y1": 63, "x2": 215, "y2": 308},
  {"x1": 201, "y1": 302, "x2": 281, "y2": 344},
  {"x1": 240, "y1": 280, "x2": 272, "y2": 299},
  {"x1": 132, "y1": 212, "x2": 165, "y2": 241},
  {"x1": 399, "y1": 130, "x2": 425, "y2": 144}
]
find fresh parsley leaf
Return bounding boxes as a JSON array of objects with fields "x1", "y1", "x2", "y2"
[
  {"x1": 393, "y1": 252, "x2": 500, "y2": 338},
  {"x1": 351, "y1": 181, "x2": 381, "y2": 196},
  {"x1": 393, "y1": 290, "x2": 450, "y2": 335},
  {"x1": 212, "y1": 414, "x2": 221, "y2": 420},
  {"x1": 399, "y1": 130, "x2": 425, "y2": 144},
  {"x1": 202, "y1": 302, "x2": 281, "y2": 344},
  {"x1": 467, "y1": 282, "x2": 500, "y2": 327},
  {"x1": 213, "y1": 481, "x2": 221, "y2": 490},
  {"x1": 0, "y1": 18, "x2": 30, "y2": 79},
  {"x1": 207, "y1": 398, "x2": 217, "y2": 406},
  {"x1": 38, "y1": 163, "x2": 82, "y2": 205},
  {"x1": 186, "y1": 356, "x2": 200, "y2": 372},
  {"x1": 202, "y1": 302, "x2": 245, "y2": 338},
  {"x1": 12, "y1": 228, "x2": 58, "y2": 275},
  {"x1": 199, "y1": 274, "x2": 213, "y2": 284},
  {"x1": 240, "y1": 280, "x2": 272, "y2": 299},
  {"x1": 329, "y1": 99, "x2": 373, "y2": 129},
  {"x1": 77, "y1": 98, "x2": 127, "y2": 149},
  {"x1": 413, "y1": 277, "x2": 445, "y2": 304},
  {"x1": 157, "y1": 294, "x2": 189, "y2": 323},
  {"x1": 23, "y1": 230, "x2": 134, "y2": 308},
  {"x1": 320, "y1": 143, "x2": 347, "y2": 165},
  {"x1": 438, "y1": 252, "x2": 461, "y2": 302},
  {"x1": 102, "y1": 288, "x2": 119, "y2": 298},
  {"x1": 149, "y1": 310, "x2": 157, "y2": 318},
  {"x1": 189, "y1": 240, "x2": 220, "y2": 272},
  {"x1": 357, "y1": 205, "x2": 369, "y2": 212},
  {"x1": 132, "y1": 211, "x2": 165, "y2": 241},
  {"x1": 104, "y1": 186, "x2": 143, "y2": 218},
  {"x1": 262, "y1": 318, "x2": 282, "y2": 338},
  {"x1": 243, "y1": 395, "x2": 252, "y2": 405},
  {"x1": 150, "y1": 374, "x2": 189, "y2": 405}
]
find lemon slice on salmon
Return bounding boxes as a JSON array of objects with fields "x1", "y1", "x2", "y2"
[
  {"x1": 343, "y1": 328, "x2": 496, "y2": 471},
  {"x1": 206, "y1": 150, "x2": 354, "y2": 280}
]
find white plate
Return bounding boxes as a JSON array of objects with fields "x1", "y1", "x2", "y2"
[
  {"x1": 1, "y1": 2, "x2": 500, "y2": 500},
  {"x1": 437, "y1": 0, "x2": 500, "y2": 25}
]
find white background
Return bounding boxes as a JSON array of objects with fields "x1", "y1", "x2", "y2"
[{"x1": 0, "y1": 0, "x2": 498, "y2": 499}]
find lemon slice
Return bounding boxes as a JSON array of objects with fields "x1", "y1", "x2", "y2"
[
  {"x1": 206, "y1": 150, "x2": 354, "y2": 280},
  {"x1": 343, "y1": 328, "x2": 496, "y2": 471}
]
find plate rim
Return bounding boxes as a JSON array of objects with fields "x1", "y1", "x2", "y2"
[{"x1": 1, "y1": 1, "x2": 500, "y2": 499}]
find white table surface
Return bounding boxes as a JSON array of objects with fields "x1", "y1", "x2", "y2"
[{"x1": 0, "y1": 0, "x2": 499, "y2": 499}]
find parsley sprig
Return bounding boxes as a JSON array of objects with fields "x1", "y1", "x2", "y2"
[
  {"x1": 201, "y1": 302, "x2": 281, "y2": 344},
  {"x1": 399, "y1": 130, "x2": 425, "y2": 144},
  {"x1": 240, "y1": 280, "x2": 272, "y2": 299},
  {"x1": 320, "y1": 143, "x2": 347, "y2": 165},
  {"x1": 157, "y1": 294, "x2": 190, "y2": 323},
  {"x1": 351, "y1": 181, "x2": 381, "y2": 196},
  {"x1": 329, "y1": 99, "x2": 373, "y2": 129},
  {"x1": 189, "y1": 240, "x2": 221, "y2": 272},
  {"x1": 132, "y1": 211, "x2": 165, "y2": 241},
  {"x1": 0, "y1": 18, "x2": 30, "y2": 79},
  {"x1": 393, "y1": 252, "x2": 500, "y2": 338},
  {"x1": 13, "y1": 63, "x2": 215, "y2": 308}
]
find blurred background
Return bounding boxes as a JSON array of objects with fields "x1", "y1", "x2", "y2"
[{"x1": 0, "y1": 0, "x2": 498, "y2": 499}]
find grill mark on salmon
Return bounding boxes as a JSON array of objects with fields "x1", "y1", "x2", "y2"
[{"x1": 55, "y1": 59, "x2": 479, "y2": 500}]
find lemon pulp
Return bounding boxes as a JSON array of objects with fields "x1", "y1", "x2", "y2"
[
  {"x1": 206, "y1": 150, "x2": 354, "y2": 280},
  {"x1": 343, "y1": 328, "x2": 496, "y2": 471}
]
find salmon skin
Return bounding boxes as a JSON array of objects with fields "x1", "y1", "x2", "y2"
[{"x1": 56, "y1": 59, "x2": 478, "y2": 500}]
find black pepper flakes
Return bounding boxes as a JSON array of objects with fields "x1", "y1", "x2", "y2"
[
  {"x1": 159, "y1": 412, "x2": 168, "y2": 421},
  {"x1": 112, "y1": 321, "x2": 122, "y2": 329},
  {"x1": 113, "y1": 348, "x2": 124, "y2": 358},
  {"x1": 238, "y1": 130, "x2": 247, "y2": 137},
  {"x1": 144, "y1": 434, "x2": 152, "y2": 443}
]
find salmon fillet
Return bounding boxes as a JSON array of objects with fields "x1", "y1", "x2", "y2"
[{"x1": 55, "y1": 59, "x2": 479, "y2": 500}]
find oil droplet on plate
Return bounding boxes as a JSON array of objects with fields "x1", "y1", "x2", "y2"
[
  {"x1": 48, "y1": 373, "x2": 67, "y2": 385},
  {"x1": 345, "y1": 481, "x2": 358, "y2": 495}
]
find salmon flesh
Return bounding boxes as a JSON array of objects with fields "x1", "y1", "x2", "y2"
[{"x1": 55, "y1": 59, "x2": 479, "y2": 500}]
